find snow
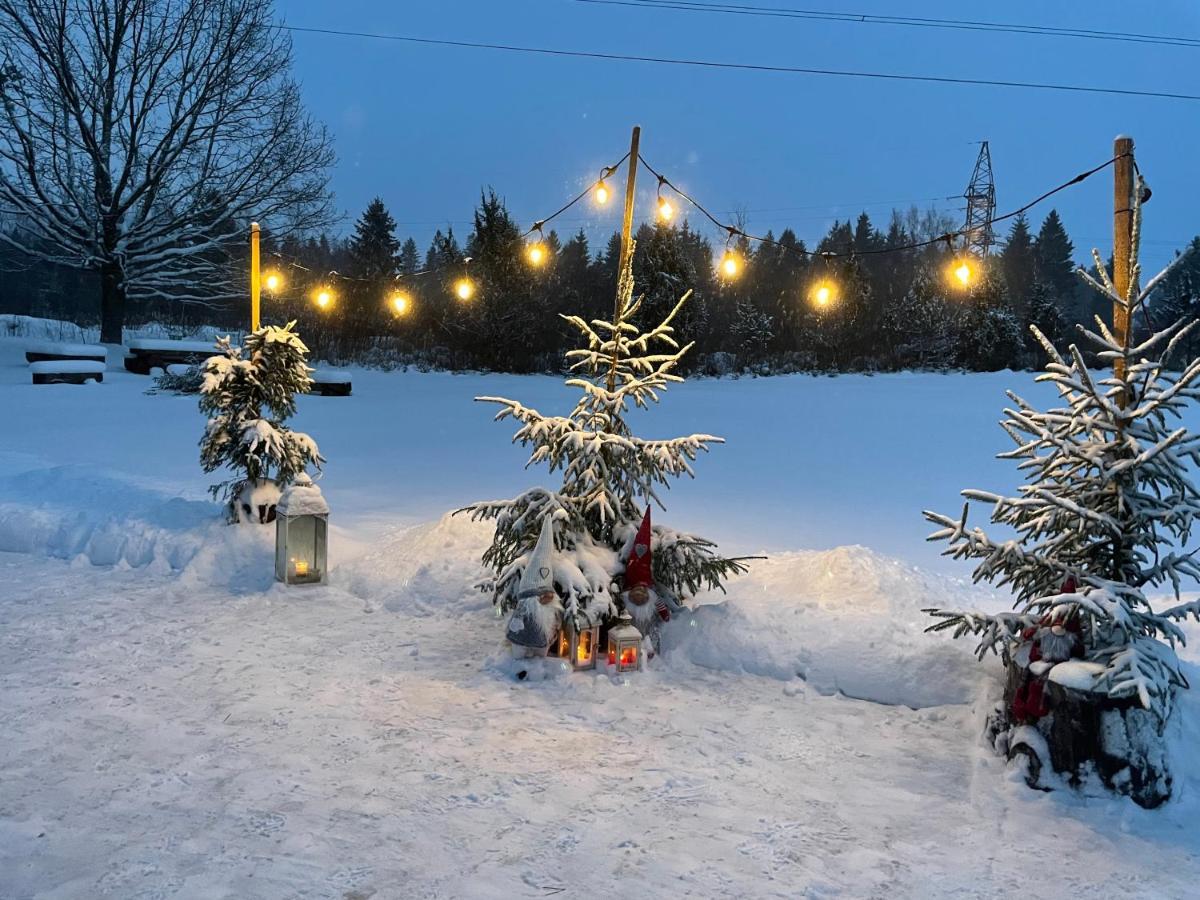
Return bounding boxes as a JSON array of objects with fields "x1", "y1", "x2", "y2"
[
  {"x1": 3, "y1": 332, "x2": 1200, "y2": 897},
  {"x1": 28, "y1": 359, "x2": 106, "y2": 375},
  {"x1": 127, "y1": 338, "x2": 219, "y2": 352},
  {"x1": 23, "y1": 341, "x2": 106, "y2": 357},
  {"x1": 276, "y1": 480, "x2": 330, "y2": 517},
  {"x1": 311, "y1": 369, "x2": 352, "y2": 384},
  {"x1": 1050, "y1": 660, "x2": 1108, "y2": 691}
]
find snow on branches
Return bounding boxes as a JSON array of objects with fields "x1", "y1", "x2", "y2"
[
  {"x1": 463, "y1": 242, "x2": 747, "y2": 625},
  {"x1": 924, "y1": 185, "x2": 1200, "y2": 720},
  {"x1": 199, "y1": 322, "x2": 323, "y2": 520}
]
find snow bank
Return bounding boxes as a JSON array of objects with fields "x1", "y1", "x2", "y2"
[
  {"x1": 28, "y1": 360, "x2": 105, "y2": 375},
  {"x1": 0, "y1": 466, "x2": 219, "y2": 569},
  {"x1": 662, "y1": 545, "x2": 995, "y2": 708},
  {"x1": 311, "y1": 369, "x2": 352, "y2": 384},
  {"x1": 24, "y1": 341, "x2": 106, "y2": 357}
]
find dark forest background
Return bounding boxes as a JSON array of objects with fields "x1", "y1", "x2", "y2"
[{"x1": 4, "y1": 191, "x2": 1198, "y2": 374}]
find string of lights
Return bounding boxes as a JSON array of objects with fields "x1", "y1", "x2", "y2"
[
  {"x1": 577, "y1": 0, "x2": 1200, "y2": 51},
  {"x1": 636, "y1": 150, "x2": 1131, "y2": 268}
]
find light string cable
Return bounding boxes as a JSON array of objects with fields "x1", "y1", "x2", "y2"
[
  {"x1": 637, "y1": 150, "x2": 1133, "y2": 260},
  {"x1": 264, "y1": 150, "x2": 631, "y2": 288}
]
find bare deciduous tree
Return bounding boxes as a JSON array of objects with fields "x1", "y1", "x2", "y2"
[{"x1": 0, "y1": 0, "x2": 335, "y2": 341}]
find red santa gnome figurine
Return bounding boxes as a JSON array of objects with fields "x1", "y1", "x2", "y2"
[
  {"x1": 1011, "y1": 577, "x2": 1084, "y2": 723},
  {"x1": 621, "y1": 508, "x2": 674, "y2": 651}
]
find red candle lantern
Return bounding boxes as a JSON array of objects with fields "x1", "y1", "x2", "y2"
[{"x1": 606, "y1": 613, "x2": 642, "y2": 673}]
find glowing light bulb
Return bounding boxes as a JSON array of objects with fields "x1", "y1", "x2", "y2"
[
  {"x1": 811, "y1": 282, "x2": 837, "y2": 308},
  {"x1": 658, "y1": 196, "x2": 674, "y2": 221},
  {"x1": 390, "y1": 292, "x2": 410, "y2": 316},
  {"x1": 315, "y1": 289, "x2": 332, "y2": 309},
  {"x1": 264, "y1": 272, "x2": 281, "y2": 292},
  {"x1": 595, "y1": 182, "x2": 609, "y2": 205},
  {"x1": 455, "y1": 277, "x2": 475, "y2": 301},
  {"x1": 527, "y1": 242, "x2": 547, "y2": 267},
  {"x1": 955, "y1": 261, "x2": 973, "y2": 287},
  {"x1": 720, "y1": 251, "x2": 740, "y2": 278}
]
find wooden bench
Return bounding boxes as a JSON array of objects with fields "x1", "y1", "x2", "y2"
[
  {"x1": 309, "y1": 370, "x2": 352, "y2": 397},
  {"x1": 25, "y1": 341, "x2": 107, "y2": 364},
  {"x1": 123, "y1": 339, "x2": 215, "y2": 375},
  {"x1": 30, "y1": 360, "x2": 105, "y2": 385}
]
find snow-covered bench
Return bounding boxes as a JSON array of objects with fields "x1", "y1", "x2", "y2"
[
  {"x1": 309, "y1": 370, "x2": 352, "y2": 397},
  {"x1": 30, "y1": 360, "x2": 105, "y2": 385},
  {"x1": 24, "y1": 341, "x2": 107, "y2": 365},
  {"x1": 124, "y1": 339, "x2": 216, "y2": 375}
]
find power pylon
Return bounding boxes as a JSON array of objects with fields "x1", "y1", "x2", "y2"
[{"x1": 962, "y1": 141, "x2": 996, "y2": 256}]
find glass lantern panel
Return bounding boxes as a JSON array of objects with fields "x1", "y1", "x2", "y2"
[
  {"x1": 576, "y1": 628, "x2": 594, "y2": 667},
  {"x1": 617, "y1": 642, "x2": 638, "y2": 671},
  {"x1": 274, "y1": 517, "x2": 288, "y2": 581},
  {"x1": 286, "y1": 515, "x2": 322, "y2": 584}
]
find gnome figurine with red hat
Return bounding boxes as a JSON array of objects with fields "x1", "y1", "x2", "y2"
[
  {"x1": 1010, "y1": 577, "x2": 1085, "y2": 723},
  {"x1": 621, "y1": 507, "x2": 677, "y2": 652}
]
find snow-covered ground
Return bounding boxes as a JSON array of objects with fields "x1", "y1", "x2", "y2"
[{"x1": 2, "y1": 330, "x2": 1200, "y2": 898}]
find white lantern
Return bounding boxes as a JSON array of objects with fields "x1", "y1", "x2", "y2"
[
  {"x1": 274, "y1": 474, "x2": 329, "y2": 585},
  {"x1": 555, "y1": 619, "x2": 601, "y2": 671},
  {"x1": 606, "y1": 613, "x2": 642, "y2": 673}
]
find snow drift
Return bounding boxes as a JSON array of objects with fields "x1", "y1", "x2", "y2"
[{"x1": 664, "y1": 545, "x2": 993, "y2": 708}]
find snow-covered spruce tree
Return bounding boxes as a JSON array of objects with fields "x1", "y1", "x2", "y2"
[
  {"x1": 199, "y1": 322, "x2": 323, "y2": 521},
  {"x1": 463, "y1": 243, "x2": 747, "y2": 627},
  {"x1": 924, "y1": 181, "x2": 1200, "y2": 804}
]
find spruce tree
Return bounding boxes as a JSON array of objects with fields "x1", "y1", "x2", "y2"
[
  {"x1": 924, "y1": 184, "x2": 1200, "y2": 801},
  {"x1": 398, "y1": 237, "x2": 421, "y2": 275},
  {"x1": 1000, "y1": 214, "x2": 1036, "y2": 318},
  {"x1": 349, "y1": 198, "x2": 400, "y2": 279},
  {"x1": 463, "y1": 242, "x2": 747, "y2": 626},
  {"x1": 199, "y1": 322, "x2": 323, "y2": 520},
  {"x1": 1033, "y1": 209, "x2": 1077, "y2": 298}
]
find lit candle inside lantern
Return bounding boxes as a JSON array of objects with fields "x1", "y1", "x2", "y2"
[
  {"x1": 293, "y1": 559, "x2": 309, "y2": 577},
  {"x1": 620, "y1": 647, "x2": 637, "y2": 667},
  {"x1": 577, "y1": 631, "x2": 592, "y2": 662}
]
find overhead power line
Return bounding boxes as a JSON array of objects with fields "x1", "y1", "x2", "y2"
[
  {"x1": 576, "y1": 0, "x2": 1200, "y2": 50},
  {"x1": 277, "y1": 24, "x2": 1200, "y2": 102}
]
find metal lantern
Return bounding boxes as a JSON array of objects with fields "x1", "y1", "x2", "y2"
[
  {"x1": 555, "y1": 619, "x2": 601, "y2": 671},
  {"x1": 274, "y1": 474, "x2": 329, "y2": 585},
  {"x1": 606, "y1": 613, "x2": 642, "y2": 673}
]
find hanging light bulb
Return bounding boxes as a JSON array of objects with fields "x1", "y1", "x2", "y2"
[
  {"x1": 527, "y1": 242, "x2": 548, "y2": 266},
  {"x1": 950, "y1": 258, "x2": 975, "y2": 289},
  {"x1": 595, "y1": 181, "x2": 610, "y2": 205},
  {"x1": 264, "y1": 271, "x2": 282, "y2": 293},
  {"x1": 810, "y1": 280, "x2": 837, "y2": 308},
  {"x1": 314, "y1": 287, "x2": 333, "y2": 309},
  {"x1": 454, "y1": 277, "x2": 476, "y2": 301},
  {"x1": 720, "y1": 250, "x2": 741, "y2": 279},
  {"x1": 389, "y1": 291, "x2": 411, "y2": 316},
  {"x1": 657, "y1": 194, "x2": 674, "y2": 222}
]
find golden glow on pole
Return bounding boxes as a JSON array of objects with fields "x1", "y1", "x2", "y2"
[
  {"x1": 315, "y1": 288, "x2": 333, "y2": 310},
  {"x1": 250, "y1": 222, "x2": 261, "y2": 331},
  {"x1": 389, "y1": 291, "x2": 411, "y2": 316},
  {"x1": 454, "y1": 277, "x2": 476, "y2": 301}
]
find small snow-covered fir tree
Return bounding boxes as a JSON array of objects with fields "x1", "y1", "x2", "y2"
[
  {"x1": 199, "y1": 321, "x2": 323, "y2": 520},
  {"x1": 463, "y1": 243, "x2": 747, "y2": 626},
  {"x1": 925, "y1": 179, "x2": 1200, "y2": 727}
]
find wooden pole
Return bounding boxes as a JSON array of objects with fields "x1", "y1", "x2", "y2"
[
  {"x1": 1112, "y1": 136, "x2": 1134, "y2": 383},
  {"x1": 250, "y1": 221, "x2": 261, "y2": 332},
  {"x1": 607, "y1": 125, "x2": 641, "y2": 392}
]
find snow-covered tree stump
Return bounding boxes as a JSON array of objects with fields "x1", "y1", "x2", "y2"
[{"x1": 995, "y1": 658, "x2": 1171, "y2": 808}]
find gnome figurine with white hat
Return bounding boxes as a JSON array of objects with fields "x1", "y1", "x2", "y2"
[
  {"x1": 621, "y1": 507, "x2": 676, "y2": 652},
  {"x1": 505, "y1": 515, "x2": 564, "y2": 660}
]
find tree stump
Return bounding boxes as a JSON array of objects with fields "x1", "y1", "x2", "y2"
[{"x1": 997, "y1": 658, "x2": 1172, "y2": 808}]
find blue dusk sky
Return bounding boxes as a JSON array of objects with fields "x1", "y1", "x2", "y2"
[{"x1": 275, "y1": 0, "x2": 1198, "y2": 270}]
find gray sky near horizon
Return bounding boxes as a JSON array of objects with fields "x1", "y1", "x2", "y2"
[{"x1": 276, "y1": 0, "x2": 1198, "y2": 271}]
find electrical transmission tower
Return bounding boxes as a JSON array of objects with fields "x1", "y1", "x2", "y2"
[{"x1": 962, "y1": 141, "x2": 996, "y2": 256}]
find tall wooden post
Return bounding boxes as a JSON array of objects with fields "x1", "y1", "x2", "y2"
[
  {"x1": 1112, "y1": 136, "x2": 1134, "y2": 383},
  {"x1": 607, "y1": 125, "x2": 641, "y2": 392},
  {"x1": 250, "y1": 221, "x2": 262, "y2": 332}
]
